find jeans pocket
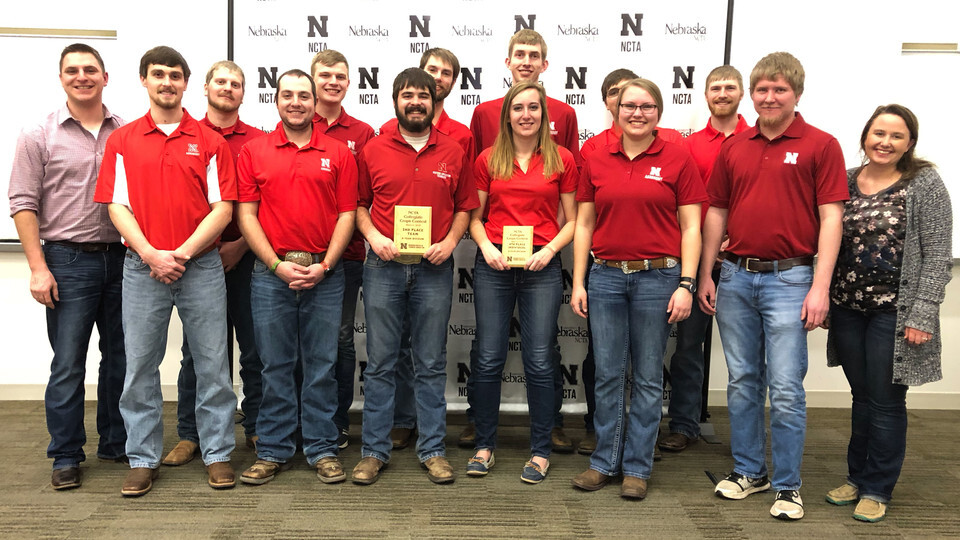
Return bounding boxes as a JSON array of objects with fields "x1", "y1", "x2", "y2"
[
  {"x1": 123, "y1": 251, "x2": 148, "y2": 271},
  {"x1": 655, "y1": 264, "x2": 681, "y2": 279},
  {"x1": 43, "y1": 244, "x2": 79, "y2": 267},
  {"x1": 364, "y1": 249, "x2": 388, "y2": 269},
  {"x1": 719, "y1": 260, "x2": 736, "y2": 281},
  {"x1": 777, "y1": 264, "x2": 813, "y2": 285},
  {"x1": 192, "y1": 250, "x2": 223, "y2": 270},
  {"x1": 251, "y1": 258, "x2": 270, "y2": 276}
]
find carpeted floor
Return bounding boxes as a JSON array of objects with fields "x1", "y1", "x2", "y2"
[{"x1": 2, "y1": 402, "x2": 958, "y2": 539}]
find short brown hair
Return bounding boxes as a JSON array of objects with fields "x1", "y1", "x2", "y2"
[
  {"x1": 617, "y1": 78, "x2": 664, "y2": 122},
  {"x1": 205, "y1": 60, "x2": 245, "y2": 88},
  {"x1": 310, "y1": 49, "x2": 349, "y2": 78},
  {"x1": 750, "y1": 52, "x2": 803, "y2": 95},
  {"x1": 420, "y1": 48, "x2": 459, "y2": 80},
  {"x1": 60, "y1": 43, "x2": 105, "y2": 72},
  {"x1": 705, "y1": 65, "x2": 743, "y2": 93},
  {"x1": 508, "y1": 29, "x2": 547, "y2": 61}
]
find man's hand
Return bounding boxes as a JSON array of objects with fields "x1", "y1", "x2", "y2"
[
  {"x1": 801, "y1": 284, "x2": 830, "y2": 330},
  {"x1": 144, "y1": 249, "x2": 187, "y2": 283},
  {"x1": 697, "y1": 273, "x2": 717, "y2": 316},
  {"x1": 369, "y1": 233, "x2": 399, "y2": 261},
  {"x1": 219, "y1": 239, "x2": 248, "y2": 272},
  {"x1": 30, "y1": 267, "x2": 59, "y2": 309},
  {"x1": 287, "y1": 263, "x2": 327, "y2": 290},
  {"x1": 424, "y1": 239, "x2": 455, "y2": 265}
]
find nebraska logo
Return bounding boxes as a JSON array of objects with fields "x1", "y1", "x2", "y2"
[
  {"x1": 433, "y1": 161, "x2": 452, "y2": 181},
  {"x1": 185, "y1": 143, "x2": 200, "y2": 156},
  {"x1": 347, "y1": 140, "x2": 357, "y2": 154},
  {"x1": 644, "y1": 166, "x2": 663, "y2": 181},
  {"x1": 550, "y1": 121, "x2": 557, "y2": 136},
  {"x1": 320, "y1": 157, "x2": 332, "y2": 171},
  {"x1": 784, "y1": 152, "x2": 799, "y2": 164}
]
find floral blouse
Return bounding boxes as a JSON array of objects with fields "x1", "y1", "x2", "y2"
[{"x1": 831, "y1": 176, "x2": 908, "y2": 311}]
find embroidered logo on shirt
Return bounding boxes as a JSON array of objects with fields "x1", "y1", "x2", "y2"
[
  {"x1": 320, "y1": 157, "x2": 332, "y2": 171},
  {"x1": 644, "y1": 166, "x2": 663, "y2": 181},
  {"x1": 186, "y1": 143, "x2": 200, "y2": 156},
  {"x1": 433, "y1": 161, "x2": 452, "y2": 181},
  {"x1": 550, "y1": 121, "x2": 558, "y2": 136},
  {"x1": 784, "y1": 152, "x2": 799, "y2": 164},
  {"x1": 347, "y1": 140, "x2": 357, "y2": 154}
]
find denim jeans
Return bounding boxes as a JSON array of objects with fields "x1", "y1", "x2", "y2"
[
  {"x1": 334, "y1": 259, "x2": 363, "y2": 432},
  {"x1": 120, "y1": 249, "x2": 235, "y2": 468},
  {"x1": 176, "y1": 250, "x2": 262, "y2": 441},
  {"x1": 715, "y1": 258, "x2": 811, "y2": 491},
  {"x1": 588, "y1": 262, "x2": 678, "y2": 479},
  {"x1": 251, "y1": 259, "x2": 344, "y2": 465},
  {"x1": 666, "y1": 300, "x2": 711, "y2": 439},
  {"x1": 581, "y1": 253, "x2": 596, "y2": 432},
  {"x1": 361, "y1": 249, "x2": 453, "y2": 463},
  {"x1": 42, "y1": 242, "x2": 126, "y2": 469},
  {"x1": 391, "y1": 317, "x2": 417, "y2": 429},
  {"x1": 472, "y1": 249, "x2": 560, "y2": 458},
  {"x1": 830, "y1": 305, "x2": 906, "y2": 503}
]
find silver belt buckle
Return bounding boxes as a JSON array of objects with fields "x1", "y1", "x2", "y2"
[
  {"x1": 665, "y1": 258, "x2": 678, "y2": 269},
  {"x1": 620, "y1": 260, "x2": 640, "y2": 274}
]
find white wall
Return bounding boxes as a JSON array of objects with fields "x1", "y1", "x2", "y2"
[{"x1": 1, "y1": 0, "x2": 957, "y2": 408}]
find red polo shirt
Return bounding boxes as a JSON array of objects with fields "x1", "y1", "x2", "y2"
[
  {"x1": 581, "y1": 126, "x2": 683, "y2": 160},
  {"x1": 358, "y1": 128, "x2": 478, "y2": 244},
  {"x1": 577, "y1": 136, "x2": 706, "y2": 260},
  {"x1": 381, "y1": 109, "x2": 474, "y2": 160},
  {"x1": 474, "y1": 146, "x2": 578, "y2": 246},
  {"x1": 95, "y1": 109, "x2": 236, "y2": 251},
  {"x1": 237, "y1": 122, "x2": 358, "y2": 256},
  {"x1": 708, "y1": 113, "x2": 849, "y2": 260},
  {"x1": 682, "y1": 114, "x2": 750, "y2": 183},
  {"x1": 470, "y1": 95, "x2": 582, "y2": 170},
  {"x1": 200, "y1": 115, "x2": 266, "y2": 242},
  {"x1": 315, "y1": 107, "x2": 375, "y2": 262}
]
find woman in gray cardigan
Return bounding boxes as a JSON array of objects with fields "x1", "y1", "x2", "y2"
[{"x1": 824, "y1": 104, "x2": 952, "y2": 523}]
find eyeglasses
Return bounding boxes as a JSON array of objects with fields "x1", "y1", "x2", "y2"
[{"x1": 619, "y1": 103, "x2": 658, "y2": 114}]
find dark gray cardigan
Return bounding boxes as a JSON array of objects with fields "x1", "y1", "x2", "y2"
[{"x1": 827, "y1": 166, "x2": 953, "y2": 386}]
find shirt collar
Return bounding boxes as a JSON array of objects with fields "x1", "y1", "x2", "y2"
[
  {"x1": 270, "y1": 120, "x2": 327, "y2": 151},
  {"x1": 142, "y1": 108, "x2": 196, "y2": 136},
  {"x1": 200, "y1": 114, "x2": 248, "y2": 136},
  {"x1": 56, "y1": 103, "x2": 117, "y2": 127},
  {"x1": 748, "y1": 112, "x2": 806, "y2": 141},
  {"x1": 611, "y1": 133, "x2": 665, "y2": 158}
]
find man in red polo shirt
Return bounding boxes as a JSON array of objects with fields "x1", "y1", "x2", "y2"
[
  {"x1": 164, "y1": 60, "x2": 267, "y2": 467},
  {"x1": 351, "y1": 68, "x2": 478, "y2": 486},
  {"x1": 697, "y1": 52, "x2": 848, "y2": 521},
  {"x1": 659, "y1": 65, "x2": 751, "y2": 455},
  {"x1": 309, "y1": 49, "x2": 375, "y2": 450},
  {"x1": 380, "y1": 47, "x2": 474, "y2": 452},
  {"x1": 465, "y1": 29, "x2": 581, "y2": 451},
  {"x1": 236, "y1": 69, "x2": 357, "y2": 486},
  {"x1": 95, "y1": 46, "x2": 238, "y2": 496}
]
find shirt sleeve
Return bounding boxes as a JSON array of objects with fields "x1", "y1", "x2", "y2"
[
  {"x1": 209, "y1": 136, "x2": 237, "y2": 203},
  {"x1": 473, "y1": 150, "x2": 491, "y2": 193},
  {"x1": 357, "y1": 149, "x2": 373, "y2": 209},
  {"x1": 815, "y1": 137, "x2": 852, "y2": 206},
  {"x1": 453, "y1": 147, "x2": 480, "y2": 213},
  {"x1": 560, "y1": 108, "x2": 583, "y2": 173},
  {"x1": 469, "y1": 108, "x2": 484, "y2": 157},
  {"x1": 335, "y1": 147, "x2": 359, "y2": 213},
  {"x1": 576, "y1": 158, "x2": 596, "y2": 203},
  {"x1": 706, "y1": 143, "x2": 732, "y2": 209},
  {"x1": 8, "y1": 126, "x2": 46, "y2": 216},
  {"x1": 236, "y1": 144, "x2": 260, "y2": 203},
  {"x1": 675, "y1": 151, "x2": 709, "y2": 206},
  {"x1": 559, "y1": 148, "x2": 579, "y2": 194},
  {"x1": 94, "y1": 132, "x2": 121, "y2": 205}
]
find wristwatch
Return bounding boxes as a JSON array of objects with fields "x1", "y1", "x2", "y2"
[{"x1": 678, "y1": 276, "x2": 697, "y2": 293}]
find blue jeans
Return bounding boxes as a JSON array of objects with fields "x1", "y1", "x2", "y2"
[
  {"x1": 176, "y1": 250, "x2": 262, "y2": 441},
  {"x1": 120, "y1": 249, "x2": 235, "y2": 468},
  {"x1": 43, "y1": 242, "x2": 126, "y2": 469},
  {"x1": 830, "y1": 305, "x2": 906, "y2": 503},
  {"x1": 588, "y1": 262, "x2": 678, "y2": 479},
  {"x1": 251, "y1": 259, "x2": 344, "y2": 465},
  {"x1": 715, "y1": 258, "x2": 811, "y2": 491},
  {"x1": 392, "y1": 317, "x2": 417, "y2": 429},
  {"x1": 666, "y1": 299, "x2": 712, "y2": 438},
  {"x1": 334, "y1": 259, "x2": 363, "y2": 432},
  {"x1": 472, "y1": 249, "x2": 560, "y2": 458},
  {"x1": 361, "y1": 249, "x2": 453, "y2": 463}
]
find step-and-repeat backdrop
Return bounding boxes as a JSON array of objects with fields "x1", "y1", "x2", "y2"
[{"x1": 232, "y1": 0, "x2": 728, "y2": 413}]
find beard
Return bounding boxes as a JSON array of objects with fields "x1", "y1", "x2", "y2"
[
  {"x1": 395, "y1": 103, "x2": 434, "y2": 133},
  {"x1": 707, "y1": 100, "x2": 737, "y2": 119},
  {"x1": 208, "y1": 94, "x2": 240, "y2": 114},
  {"x1": 435, "y1": 84, "x2": 451, "y2": 102}
]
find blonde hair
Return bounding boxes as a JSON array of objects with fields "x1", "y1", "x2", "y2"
[{"x1": 487, "y1": 82, "x2": 563, "y2": 181}]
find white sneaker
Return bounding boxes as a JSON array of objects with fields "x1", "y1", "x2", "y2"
[
  {"x1": 715, "y1": 472, "x2": 771, "y2": 500},
  {"x1": 770, "y1": 490, "x2": 804, "y2": 520}
]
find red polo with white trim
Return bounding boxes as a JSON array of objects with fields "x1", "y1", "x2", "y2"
[
  {"x1": 475, "y1": 146, "x2": 578, "y2": 246},
  {"x1": 94, "y1": 109, "x2": 236, "y2": 251},
  {"x1": 577, "y1": 136, "x2": 706, "y2": 260},
  {"x1": 200, "y1": 115, "x2": 266, "y2": 242},
  {"x1": 358, "y1": 128, "x2": 478, "y2": 244},
  {"x1": 315, "y1": 107, "x2": 375, "y2": 262},
  {"x1": 470, "y1": 95, "x2": 582, "y2": 170},
  {"x1": 707, "y1": 113, "x2": 849, "y2": 260},
  {"x1": 237, "y1": 122, "x2": 358, "y2": 255}
]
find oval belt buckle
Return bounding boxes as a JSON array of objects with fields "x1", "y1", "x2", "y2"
[
  {"x1": 665, "y1": 258, "x2": 678, "y2": 269},
  {"x1": 284, "y1": 250, "x2": 314, "y2": 267}
]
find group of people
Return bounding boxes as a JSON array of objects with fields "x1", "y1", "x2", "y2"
[{"x1": 9, "y1": 27, "x2": 951, "y2": 525}]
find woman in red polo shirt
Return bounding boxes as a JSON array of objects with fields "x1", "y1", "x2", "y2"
[
  {"x1": 466, "y1": 81, "x2": 578, "y2": 484},
  {"x1": 569, "y1": 78, "x2": 706, "y2": 499}
]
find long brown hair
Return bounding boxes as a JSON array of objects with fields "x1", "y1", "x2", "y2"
[
  {"x1": 487, "y1": 81, "x2": 563, "y2": 181},
  {"x1": 860, "y1": 104, "x2": 934, "y2": 177}
]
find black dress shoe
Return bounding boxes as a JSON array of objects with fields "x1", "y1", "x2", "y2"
[{"x1": 51, "y1": 467, "x2": 81, "y2": 490}]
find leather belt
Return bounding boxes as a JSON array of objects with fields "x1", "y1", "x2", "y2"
[
  {"x1": 723, "y1": 252, "x2": 813, "y2": 272},
  {"x1": 281, "y1": 250, "x2": 326, "y2": 265},
  {"x1": 46, "y1": 240, "x2": 123, "y2": 253},
  {"x1": 594, "y1": 256, "x2": 678, "y2": 273}
]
